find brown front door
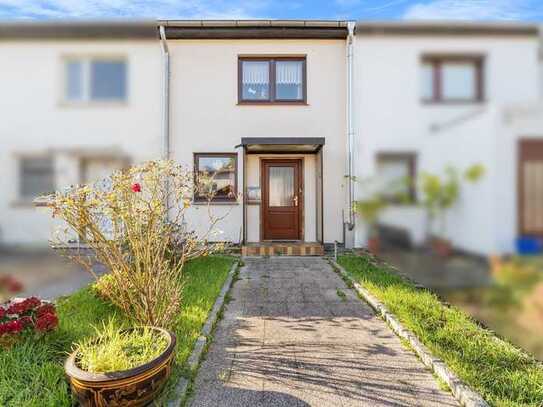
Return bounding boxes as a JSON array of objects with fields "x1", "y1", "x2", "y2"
[
  {"x1": 262, "y1": 159, "x2": 302, "y2": 240},
  {"x1": 519, "y1": 139, "x2": 543, "y2": 237}
]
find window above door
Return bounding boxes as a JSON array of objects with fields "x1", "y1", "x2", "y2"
[{"x1": 238, "y1": 56, "x2": 307, "y2": 105}]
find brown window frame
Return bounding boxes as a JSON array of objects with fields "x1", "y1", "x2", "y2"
[
  {"x1": 422, "y1": 55, "x2": 484, "y2": 104},
  {"x1": 376, "y1": 152, "x2": 417, "y2": 204},
  {"x1": 193, "y1": 153, "x2": 238, "y2": 203},
  {"x1": 238, "y1": 56, "x2": 307, "y2": 105}
]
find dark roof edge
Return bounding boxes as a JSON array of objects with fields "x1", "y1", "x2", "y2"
[
  {"x1": 1, "y1": 20, "x2": 537, "y2": 40},
  {"x1": 241, "y1": 137, "x2": 325, "y2": 145},
  {"x1": 0, "y1": 20, "x2": 158, "y2": 40},
  {"x1": 356, "y1": 21, "x2": 539, "y2": 36},
  {"x1": 160, "y1": 20, "x2": 349, "y2": 40}
]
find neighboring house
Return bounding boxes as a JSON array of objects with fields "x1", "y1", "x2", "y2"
[
  {"x1": 0, "y1": 20, "x2": 542, "y2": 256},
  {"x1": 0, "y1": 21, "x2": 162, "y2": 246},
  {"x1": 353, "y1": 22, "x2": 543, "y2": 256}
]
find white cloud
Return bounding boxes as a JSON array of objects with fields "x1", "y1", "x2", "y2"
[
  {"x1": 403, "y1": 0, "x2": 539, "y2": 21},
  {"x1": 0, "y1": 0, "x2": 268, "y2": 20}
]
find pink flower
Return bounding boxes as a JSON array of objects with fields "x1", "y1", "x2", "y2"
[{"x1": 131, "y1": 183, "x2": 142, "y2": 193}]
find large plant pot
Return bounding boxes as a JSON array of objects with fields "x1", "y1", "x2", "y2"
[
  {"x1": 431, "y1": 237, "x2": 452, "y2": 257},
  {"x1": 65, "y1": 327, "x2": 176, "y2": 407}
]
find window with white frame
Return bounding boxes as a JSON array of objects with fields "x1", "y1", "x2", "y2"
[
  {"x1": 64, "y1": 58, "x2": 127, "y2": 102},
  {"x1": 19, "y1": 157, "x2": 55, "y2": 200}
]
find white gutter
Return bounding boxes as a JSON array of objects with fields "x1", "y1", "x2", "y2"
[
  {"x1": 346, "y1": 21, "x2": 355, "y2": 231},
  {"x1": 159, "y1": 25, "x2": 170, "y2": 160}
]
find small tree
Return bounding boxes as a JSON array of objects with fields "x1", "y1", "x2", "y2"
[
  {"x1": 353, "y1": 196, "x2": 388, "y2": 238},
  {"x1": 43, "y1": 160, "x2": 229, "y2": 328},
  {"x1": 420, "y1": 163, "x2": 484, "y2": 242}
]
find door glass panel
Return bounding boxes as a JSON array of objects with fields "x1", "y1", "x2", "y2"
[{"x1": 269, "y1": 167, "x2": 294, "y2": 207}]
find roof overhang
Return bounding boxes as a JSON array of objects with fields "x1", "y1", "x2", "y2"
[
  {"x1": 0, "y1": 20, "x2": 158, "y2": 40},
  {"x1": 356, "y1": 21, "x2": 539, "y2": 37},
  {"x1": 159, "y1": 20, "x2": 349, "y2": 40},
  {"x1": 239, "y1": 137, "x2": 325, "y2": 154}
]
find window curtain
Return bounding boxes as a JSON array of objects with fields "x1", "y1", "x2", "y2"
[
  {"x1": 276, "y1": 61, "x2": 303, "y2": 99},
  {"x1": 242, "y1": 61, "x2": 269, "y2": 85},
  {"x1": 269, "y1": 167, "x2": 294, "y2": 207},
  {"x1": 242, "y1": 61, "x2": 269, "y2": 100}
]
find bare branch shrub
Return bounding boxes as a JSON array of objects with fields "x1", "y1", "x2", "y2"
[{"x1": 42, "y1": 160, "x2": 231, "y2": 328}]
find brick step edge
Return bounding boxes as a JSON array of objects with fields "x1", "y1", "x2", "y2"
[
  {"x1": 328, "y1": 259, "x2": 489, "y2": 407},
  {"x1": 167, "y1": 261, "x2": 239, "y2": 406}
]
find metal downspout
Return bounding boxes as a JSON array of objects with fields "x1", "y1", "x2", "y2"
[
  {"x1": 159, "y1": 26, "x2": 170, "y2": 160},
  {"x1": 347, "y1": 21, "x2": 356, "y2": 231}
]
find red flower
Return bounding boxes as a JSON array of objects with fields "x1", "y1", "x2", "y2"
[
  {"x1": 131, "y1": 183, "x2": 141, "y2": 193},
  {"x1": 36, "y1": 303, "x2": 55, "y2": 318},
  {"x1": 18, "y1": 316, "x2": 33, "y2": 328},
  {"x1": 0, "y1": 275, "x2": 23, "y2": 293},
  {"x1": 25, "y1": 297, "x2": 41, "y2": 309},
  {"x1": 35, "y1": 313, "x2": 58, "y2": 332},
  {"x1": 0, "y1": 319, "x2": 24, "y2": 335},
  {"x1": 7, "y1": 297, "x2": 41, "y2": 315}
]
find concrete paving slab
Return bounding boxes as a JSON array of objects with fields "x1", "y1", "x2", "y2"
[{"x1": 188, "y1": 257, "x2": 458, "y2": 407}]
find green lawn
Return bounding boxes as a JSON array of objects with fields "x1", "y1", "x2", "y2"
[
  {"x1": 0, "y1": 255, "x2": 235, "y2": 407},
  {"x1": 338, "y1": 255, "x2": 543, "y2": 407}
]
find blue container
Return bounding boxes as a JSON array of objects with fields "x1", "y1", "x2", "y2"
[{"x1": 516, "y1": 236, "x2": 543, "y2": 255}]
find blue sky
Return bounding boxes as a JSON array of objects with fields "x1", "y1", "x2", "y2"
[{"x1": 1, "y1": 0, "x2": 543, "y2": 21}]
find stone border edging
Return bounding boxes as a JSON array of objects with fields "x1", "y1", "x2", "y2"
[
  {"x1": 167, "y1": 260, "x2": 239, "y2": 407},
  {"x1": 328, "y1": 259, "x2": 489, "y2": 407}
]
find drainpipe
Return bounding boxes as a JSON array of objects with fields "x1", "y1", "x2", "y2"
[
  {"x1": 346, "y1": 21, "x2": 356, "y2": 232},
  {"x1": 159, "y1": 26, "x2": 170, "y2": 160}
]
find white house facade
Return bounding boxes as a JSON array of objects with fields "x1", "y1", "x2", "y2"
[
  {"x1": 1, "y1": 20, "x2": 542, "y2": 257},
  {"x1": 353, "y1": 22, "x2": 543, "y2": 256}
]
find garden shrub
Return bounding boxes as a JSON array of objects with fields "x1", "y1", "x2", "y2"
[{"x1": 43, "y1": 160, "x2": 230, "y2": 328}]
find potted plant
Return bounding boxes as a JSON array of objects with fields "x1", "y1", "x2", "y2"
[
  {"x1": 420, "y1": 164, "x2": 484, "y2": 257},
  {"x1": 65, "y1": 321, "x2": 176, "y2": 407},
  {"x1": 353, "y1": 195, "x2": 388, "y2": 255}
]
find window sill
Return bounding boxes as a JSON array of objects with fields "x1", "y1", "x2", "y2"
[
  {"x1": 10, "y1": 200, "x2": 40, "y2": 208},
  {"x1": 421, "y1": 99, "x2": 486, "y2": 106},
  {"x1": 192, "y1": 201, "x2": 239, "y2": 206},
  {"x1": 58, "y1": 100, "x2": 129, "y2": 108},
  {"x1": 237, "y1": 101, "x2": 309, "y2": 106}
]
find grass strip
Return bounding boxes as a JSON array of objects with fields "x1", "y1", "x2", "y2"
[
  {"x1": 0, "y1": 255, "x2": 234, "y2": 407},
  {"x1": 338, "y1": 255, "x2": 543, "y2": 407}
]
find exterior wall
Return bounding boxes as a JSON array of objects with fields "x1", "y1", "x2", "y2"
[
  {"x1": 168, "y1": 39, "x2": 347, "y2": 244},
  {"x1": 353, "y1": 35, "x2": 540, "y2": 255},
  {"x1": 0, "y1": 40, "x2": 162, "y2": 246}
]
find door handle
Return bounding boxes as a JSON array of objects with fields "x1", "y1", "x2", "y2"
[{"x1": 293, "y1": 195, "x2": 298, "y2": 206}]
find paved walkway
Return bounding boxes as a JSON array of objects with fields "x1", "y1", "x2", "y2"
[{"x1": 189, "y1": 257, "x2": 458, "y2": 407}]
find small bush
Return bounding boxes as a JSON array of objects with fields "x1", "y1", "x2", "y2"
[{"x1": 44, "y1": 160, "x2": 230, "y2": 328}]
